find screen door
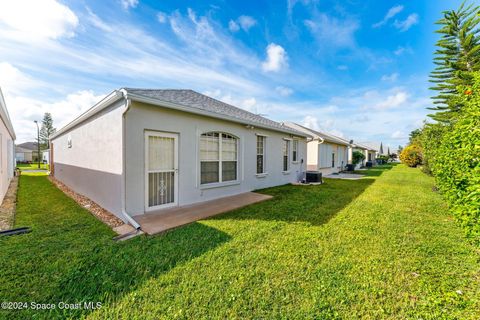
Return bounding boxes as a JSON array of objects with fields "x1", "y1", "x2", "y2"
[{"x1": 145, "y1": 131, "x2": 178, "y2": 210}]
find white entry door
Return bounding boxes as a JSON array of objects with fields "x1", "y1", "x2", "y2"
[{"x1": 145, "y1": 131, "x2": 178, "y2": 210}]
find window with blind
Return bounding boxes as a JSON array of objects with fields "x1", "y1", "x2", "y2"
[
  {"x1": 282, "y1": 139, "x2": 290, "y2": 172},
  {"x1": 200, "y1": 132, "x2": 238, "y2": 184},
  {"x1": 292, "y1": 140, "x2": 298, "y2": 162},
  {"x1": 256, "y1": 135, "x2": 265, "y2": 174}
]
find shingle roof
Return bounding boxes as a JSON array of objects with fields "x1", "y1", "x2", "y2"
[
  {"x1": 125, "y1": 88, "x2": 307, "y2": 137},
  {"x1": 283, "y1": 122, "x2": 351, "y2": 146},
  {"x1": 16, "y1": 141, "x2": 38, "y2": 150}
]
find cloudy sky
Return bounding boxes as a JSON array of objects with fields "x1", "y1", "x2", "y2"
[{"x1": 0, "y1": 0, "x2": 463, "y2": 149}]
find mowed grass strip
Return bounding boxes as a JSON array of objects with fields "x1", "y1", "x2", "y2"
[{"x1": 0, "y1": 165, "x2": 478, "y2": 319}]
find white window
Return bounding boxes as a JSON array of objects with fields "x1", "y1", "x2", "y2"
[
  {"x1": 256, "y1": 135, "x2": 266, "y2": 174},
  {"x1": 292, "y1": 140, "x2": 298, "y2": 162},
  {"x1": 282, "y1": 139, "x2": 290, "y2": 172},
  {"x1": 200, "y1": 132, "x2": 238, "y2": 184}
]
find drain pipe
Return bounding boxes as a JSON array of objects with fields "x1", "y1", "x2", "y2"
[{"x1": 119, "y1": 89, "x2": 141, "y2": 230}]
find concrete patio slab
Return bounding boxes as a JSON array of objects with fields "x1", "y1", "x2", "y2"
[
  {"x1": 135, "y1": 192, "x2": 273, "y2": 235},
  {"x1": 324, "y1": 173, "x2": 365, "y2": 180}
]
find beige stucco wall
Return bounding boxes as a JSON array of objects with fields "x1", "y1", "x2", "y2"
[{"x1": 125, "y1": 101, "x2": 307, "y2": 216}]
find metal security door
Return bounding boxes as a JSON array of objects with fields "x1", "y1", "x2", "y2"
[{"x1": 145, "y1": 131, "x2": 178, "y2": 210}]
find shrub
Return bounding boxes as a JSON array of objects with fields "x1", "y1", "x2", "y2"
[
  {"x1": 399, "y1": 145, "x2": 422, "y2": 167},
  {"x1": 432, "y1": 76, "x2": 480, "y2": 241},
  {"x1": 352, "y1": 151, "x2": 365, "y2": 165}
]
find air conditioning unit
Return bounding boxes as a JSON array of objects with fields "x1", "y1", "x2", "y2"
[{"x1": 306, "y1": 171, "x2": 322, "y2": 183}]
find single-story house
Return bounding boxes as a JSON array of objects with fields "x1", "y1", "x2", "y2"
[
  {"x1": 0, "y1": 88, "x2": 16, "y2": 204},
  {"x1": 42, "y1": 149, "x2": 50, "y2": 164},
  {"x1": 50, "y1": 88, "x2": 309, "y2": 227},
  {"x1": 352, "y1": 142, "x2": 377, "y2": 168},
  {"x1": 15, "y1": 141, "x2": 40, "y2": 162},
  {"x1": 284, "y1": 122, "x2": 350, "y2": 175}
]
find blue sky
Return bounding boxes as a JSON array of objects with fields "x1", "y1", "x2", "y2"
[{"x1": 0, "y1": 0, "x2": 464, "y2": 149}]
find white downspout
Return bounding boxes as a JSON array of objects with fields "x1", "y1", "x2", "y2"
[{"x1": 119, "y1": 89, "x2": 140, "y2": 229}]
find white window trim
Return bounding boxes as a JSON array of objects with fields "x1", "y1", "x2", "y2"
[
  {"x1": 199, "y1": 132, "x2": 239, "y2": 187},
  {"x1": 256, "y1": 135, "x2": 267, "y2": 176},
  {"x1": 282, "y1": 138, "x2": 291, "y2": 173},
  {"x1": 292, "y1": 139, "x2": 299, "y2": 163}
]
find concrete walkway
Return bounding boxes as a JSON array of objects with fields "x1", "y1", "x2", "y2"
[
  {"x1": 0, "y1": 176, "x2": 19, "y2": 231},
  {"x1": 135, "y1": 192, "x2": 272, "y2": 235},
  {"x1": 324, "y1": 173, "x2": 365, "y2": 180}
]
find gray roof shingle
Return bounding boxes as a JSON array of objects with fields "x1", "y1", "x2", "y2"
[{"x1": 125, "y1": 88, "x2": 307, "y2": 137}]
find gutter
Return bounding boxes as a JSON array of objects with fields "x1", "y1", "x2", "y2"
[{"x1": 119, "y1": 89, "x2": 141, "y2": 230}]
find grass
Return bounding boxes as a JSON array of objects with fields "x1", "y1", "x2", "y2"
[
  {"x1": 16, "y1": 163, "x2": 49, "y2": 176},
  {"x1": 0, "y1": 165, "x2": 479, "y2": 319}
]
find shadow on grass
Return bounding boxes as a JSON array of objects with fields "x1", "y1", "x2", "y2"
[{"x1": 0, "y1": 176, "x2": 230, "y2": 319}]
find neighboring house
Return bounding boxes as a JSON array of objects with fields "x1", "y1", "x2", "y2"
[
  {"x1": 353, "y1": 142, "x2": 377, "y2": 168},
  {"x1": 284, "y1": 122, "x2": 350, "y2": 175},
  {"x1": 42, "y1": 149, "x2": 50, "y2": 164},
  {"x1": 15, "y1": 141, "x2": 39, "y2": 162},
  {"x1": 0, "y1": 88, "x2": 16, "y2": 204},
  {"x1": 50, "y1": 89, "x2": 309, "y2": 225}
]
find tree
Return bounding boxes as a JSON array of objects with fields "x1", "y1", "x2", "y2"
[
  {"x1": 409, "y1": 129, "x2": 422, "y2": 144},
  {"x1": 352, "y1": 151, "x2": 365, "y2": 165},
  {"x1": 379, "y1": 142, "x2": 384, "y2": 155},
  {"x1": 429, "y1": 1, "x2": 480, "y2": 123},
  {"x1": 399, "y1": 145, "x2": 423, "y2": 167},
  {"x1": 387, "y1": 147, "x2": 390, "y2": 156},
  {"x1": 397, "y1": 145, "x2": 403, "y2": 154},
  {"x1": 39, "y1": 113, "x2": 56, "y2": 149}
]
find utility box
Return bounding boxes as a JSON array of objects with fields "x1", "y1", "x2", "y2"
[{"x1": 306, "y1": 171, "x2": 322, "y2": 183}]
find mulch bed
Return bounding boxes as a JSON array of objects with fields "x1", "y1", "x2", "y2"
[
  {"x1": 0, "y1": 176, "x2": 19, "y2": 231},
  {"x1": 48, "y1": 176, "x2": 124, "y2": 228}
]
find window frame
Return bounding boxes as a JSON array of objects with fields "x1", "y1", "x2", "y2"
[
  {"x1": 199, "y1": 131, "x2": 239, "y2": 186},
  {"x1": 282, "y1": 138, "x2": 291, "y2": 173},
  {"x1": 256, "y1": 135, "x2": 267, "y2": 175},
  {"x1": 292, "y1": 139, "x2": 299, "y2": 163}
]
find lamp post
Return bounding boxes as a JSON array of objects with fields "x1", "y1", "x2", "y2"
[{"x1": 34, "y1": 120, "x2": 40, "y2": 169}]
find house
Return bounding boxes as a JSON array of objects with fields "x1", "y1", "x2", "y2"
[
  {"x1": 15, "y1": 142, "x2": 39, "y2": 162},
  {"x1": 42, "y1": 149, "x2": 50, "y2": 164},
  {"x1": 0, "y1": 88, "x2": 16, "y2": 204},
  {"x1": 352, "y1": 142, "x2": 377, "y2": 167},
  {"x1": 50, "y1": 89, "x2": 309, "y2": 226},
  {"x1": 284, "y1": 122, "x2": 350, "y2": 175}
]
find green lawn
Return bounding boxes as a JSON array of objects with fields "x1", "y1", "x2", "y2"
[
  {"x1": 16, "y1": 163, "x2": 49, "y2": 170},
  {"x1": 0, "y1": 165, "x2": 479, "y2": 319}
]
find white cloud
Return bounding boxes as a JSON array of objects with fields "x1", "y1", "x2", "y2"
[
  {"x1": 262, "y1": 43, "x2": 288, "y2": 72},
  {"x1": 337, "y1": 65, "x2": 349, "y2": 71},
  {"x1": 241, "y1": 97, "x2": 257, "y2": 111},
  {"x1": 372, "y1": 5, "x2": 404, "y2": 28},
  {"x1": 304, "y1": 14, "x2": 359, "y2": 48},
  {"x1": 229, "y1": 15, "x2": 256, "y2": 32},
  {"x1": 361, "y1": 89, "x2": 409, "y2": 110},
  {"x1": 381, "y1": 73, "x2": 398, "y2": 82},
  {"x1": 391, "y1": 130, "x2": 406, "y2": 139},
  {"x1": 0, "y1": 0, "x2": 78, "y2": 42},
  {"x1": 121, "y1": 0, "x2": 139, "y2": 10},
  {"x1": 303, "y1": 115, "x2": 319, "y2": 130},
  {"x1": 228, "y1": 20, "x2": 240, "y2": 32},
  {"x1": 8, "y1": 90, "x2": 105, "y2": 143},
  {"x1": 157, "y1": 12, "x2": 167, "y2": 24},
  {"x1": 237, "y1": 15, "x2": 257, "y2": 31},
  {"x1": 87, "y1": 8, "x2": 113, "y2": 32},
  {"x1": 394, "y1": 46, "x2": 413, "y2": 56},
  {"x1": 0, "y1": 63, "x2": 39, "y2": 95},
  {"x1": 394, "y1": 13, "x2": 419, "y2": 32},
  {"x1": 275, "y1": 86, "x2": 294, "y2": 97}
]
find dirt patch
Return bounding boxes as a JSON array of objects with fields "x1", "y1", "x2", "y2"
[
  {"x1": 0, "y1": 176, "x2": 19, "y2": 231},
  {"x1": 48, "y1": 176, "x2": 124, "y2": 228}
]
